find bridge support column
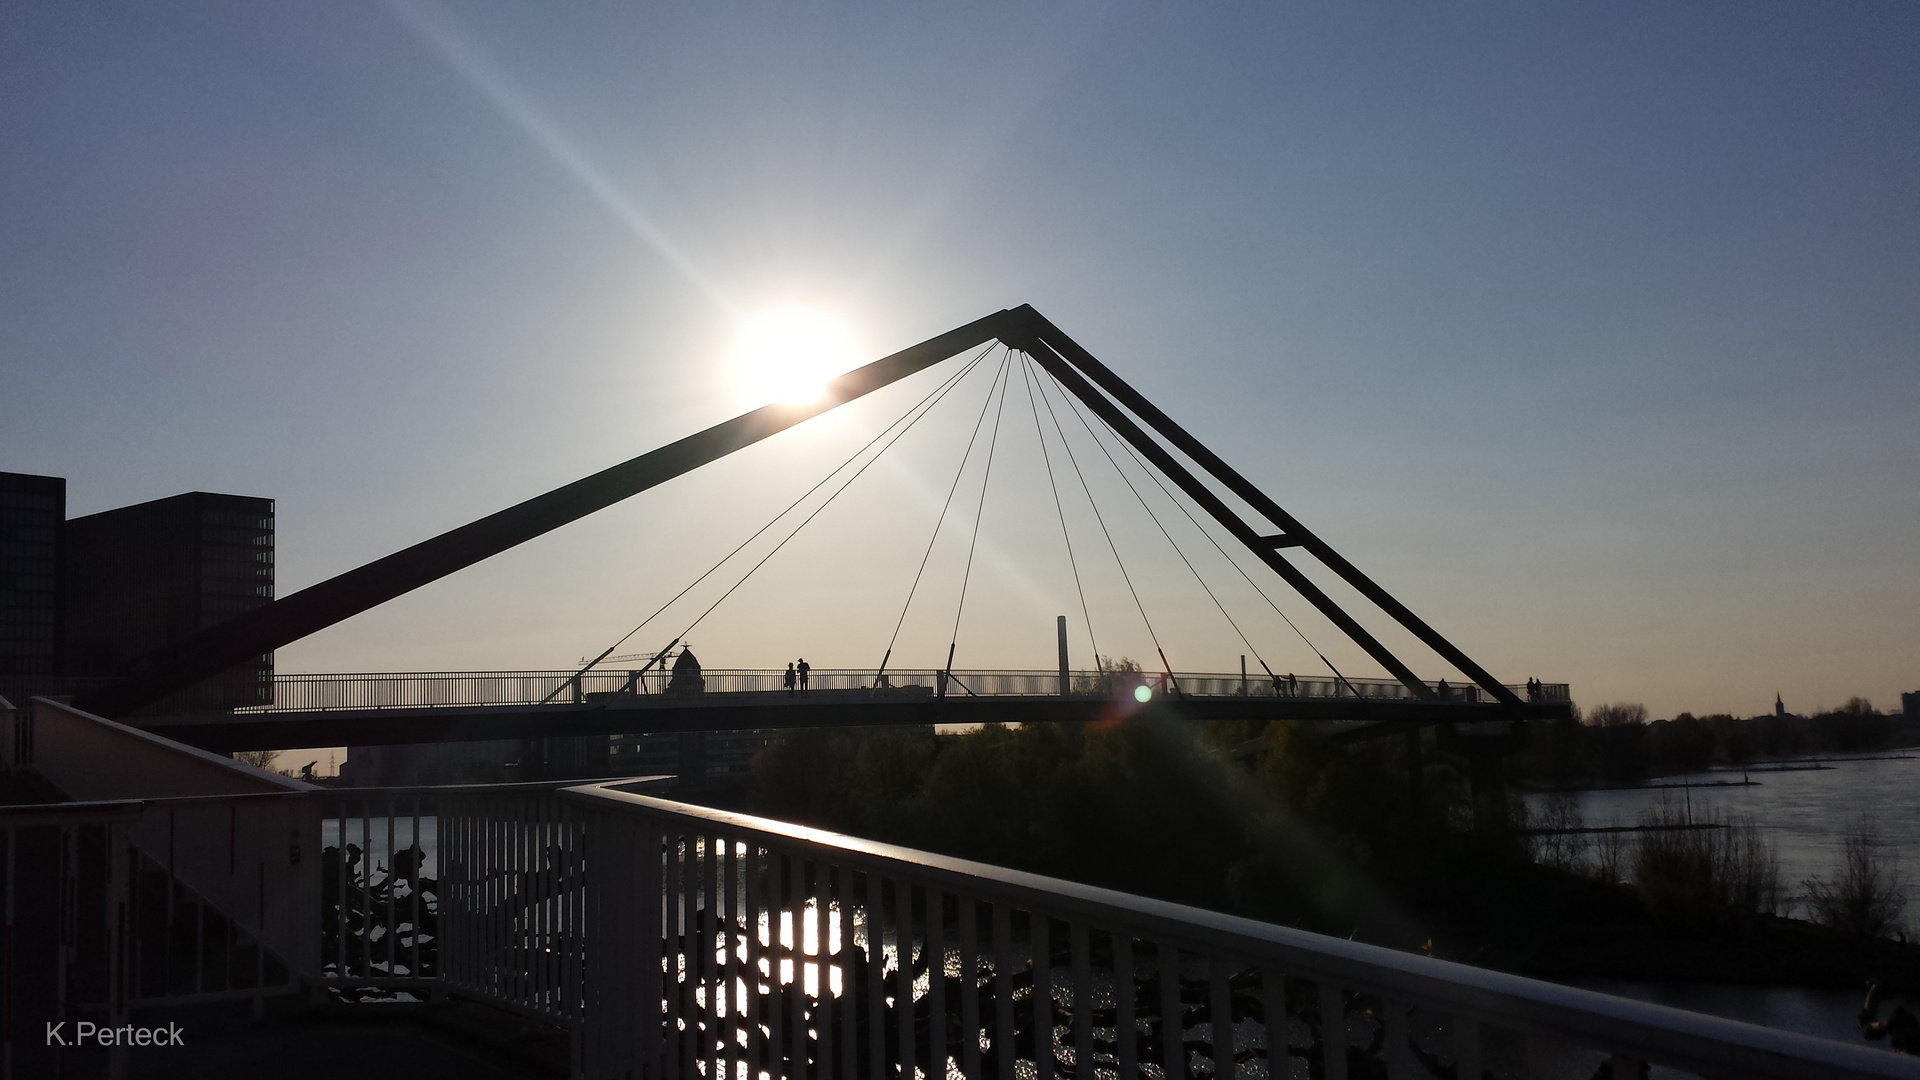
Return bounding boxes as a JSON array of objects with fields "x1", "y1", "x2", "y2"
[
  {"x1": 1057, "y1": 616, "x2": 1069, "y2": 696},
  {"x1": 1405, "y1": 725, "x2": 1423, "y2": 805}
]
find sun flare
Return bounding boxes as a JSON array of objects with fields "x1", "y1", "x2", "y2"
[{"x1": 727, "y1": 305, "x2": 863, "y2": 409}]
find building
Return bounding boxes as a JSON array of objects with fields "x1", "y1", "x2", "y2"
[
  {"x1": 609, "y1": 729, "x2": 774, "y2": 788},
  {"x1": 1905, "y1": 691, "x2": 1919, "y2": 721},
  {"x1": 65, "y1": 491, "x2": 276, "y2": 711},
  {"x1": 0, "y1": 472, "x2": 66, "y2": 680}
]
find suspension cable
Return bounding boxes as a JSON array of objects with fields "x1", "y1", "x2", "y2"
[
  {"x1": 944, "y1": 343, "x2": 1015, "y2": 667},
  {"x1": 1052, "y1": 366, "x2": 1364, "y2": 697},
  {"x1": 1018, "y1": 355, "x2": 1100, "y2": 675},
  {"x1": 1022, "y1": 353, "x2": 1169, "y2": 671},
  {"x1": 669, "y1": 347, "x2": 1006, "y2": 647},
  {"x1": 878, "y1": 349, "x2": 1012, "y2": 678},
  {"x1": 1037, "y1": 362, "x2": 1273, "y2": 677},
  {"x1": 544, "y1": 343, "x2": 998, "y2": 701}
]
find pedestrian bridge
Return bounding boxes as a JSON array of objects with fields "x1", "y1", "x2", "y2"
[
  {"x1": 249, "y1": 668, "x2": 1573, "y2": 710},
  {"x1": 134, "y1": 668, "x2": 1573, "y2": 754},
  {"x1": 3, "y1": 695, "x2": 1909, "y2": 1080}
]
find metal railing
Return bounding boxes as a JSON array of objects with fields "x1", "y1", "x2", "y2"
[
  {"x1": 555, "y1": 780, "x2": 1915, "y2": 1080},
  {"x1": 242, "y1": 669, "x2": 1572, "y2": 712},
  {"x1": 0, "y1": 796, "x2": 307, "y2": 1080},
  {"x1": 6, "y1": 778, "x2": 1911, "y2": 1078},
  {"x1": 24, "y1": 699, "x2": 1896, "y2": 1079}
]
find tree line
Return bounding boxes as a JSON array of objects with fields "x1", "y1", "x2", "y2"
[{"x1": 1513, "y1": 697, "x2": 1912, "y2": 788}]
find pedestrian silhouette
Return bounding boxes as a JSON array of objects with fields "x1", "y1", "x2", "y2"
[
  {"x1": 797, "y1": 658, "x2": 811, "y2": 692},
  {"x1": 783, "y1": 662, "x2": 797, "y2": 696},
  {"x1": 1437, "y1": 679, "x2": 1452, "y2": 699}
]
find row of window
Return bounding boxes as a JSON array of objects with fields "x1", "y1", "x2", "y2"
[
  {"x1": 201, "y1": 546, "x2": 274, "y2": 564},
  {"x1": 0, "y1": 525, "x2": 57, "y2": 544},
  {"x1": 200, "y1": 510, "x2": 272, "y2": 529},
  {"x1": 0, "y1": 492, "x2": 61, "y2": 511},
  {"x1": 201, "y1": 526, "x2": 271, "y2": 546},
  {"x1": 198, "y1": 580, "x2": 273, "y2": 597}
]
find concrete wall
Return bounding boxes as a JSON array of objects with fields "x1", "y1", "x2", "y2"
[
  {"x1": 27, "y1": 698, "x2": 323, "y2": 980},
  {"x1": 31, "y1": 696, "x2": 311, "y2": 801}
]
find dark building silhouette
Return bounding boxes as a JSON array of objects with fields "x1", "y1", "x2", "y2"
[
  {"x1": 66, "y1": 491, "x2": 275, "y2": 710},
  {"x1": 0, "y1": 472, "x2": 66, "y2": 678}
]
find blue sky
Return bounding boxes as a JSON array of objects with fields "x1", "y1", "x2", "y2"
[{"x1": 3, "y1": 1, "x2": 1915, "y2": 718}]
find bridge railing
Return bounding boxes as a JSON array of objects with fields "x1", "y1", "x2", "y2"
[{"x1": 242, "y1": 669, "x2": 1571, "y2": 712}]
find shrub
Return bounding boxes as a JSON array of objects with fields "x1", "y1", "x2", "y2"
[
  {"x1": 1631, "y1": 798, "x2": 1779, "y2": 922},
  {"x1": 1590, "y1": 820, "x2": 1628, "y2": 886},
  {"x1": 1528, "y1": 792, "x2": 1585, "y2": 873},
  {"x1": 1803, "y1": 812, "x2": 1909, "y2": 938}
]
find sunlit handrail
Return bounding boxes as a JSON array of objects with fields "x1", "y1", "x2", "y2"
[
  {"x1": 554, "y1": 780, "x2": 1916, "y2": 1080},
  {"x1": 11, "y1": 778, "x2": 1907, "y2": 1079}
]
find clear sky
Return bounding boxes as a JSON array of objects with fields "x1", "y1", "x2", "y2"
[{"x1": 3, "y1": 1, "x2": 1915, "y2": 720}]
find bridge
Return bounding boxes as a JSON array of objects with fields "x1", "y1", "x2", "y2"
[
  {"x1": 65, "y1": 304, "x2": 1571, "y2": 765},
  {"x1": 138, "y1": 668, "x2": 1570, "y2": 753}
]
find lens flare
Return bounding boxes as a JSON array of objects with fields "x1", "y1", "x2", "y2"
[{"x1": 1134, "y1": 684, "x2": 1152, "y2": 703}]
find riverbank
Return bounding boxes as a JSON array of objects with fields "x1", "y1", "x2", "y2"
[
  {"x1": 1524, "y1": 753, "x2": 1920, "y2": 934},
  {"x1": 1528, "y1": 750, "x2": 1920, "y2": 793}
]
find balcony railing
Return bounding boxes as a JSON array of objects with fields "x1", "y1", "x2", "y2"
[
  {"x1": 299, "y1": 780, "x2": 1914, "y2": 1080},
  {"x1": 13, "y1": 697, "x2": 1908, "y2": 1080}
]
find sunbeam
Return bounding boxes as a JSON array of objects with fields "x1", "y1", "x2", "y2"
[{"x1": 384, "y1": 0, "x2": 735, "y2": 312}]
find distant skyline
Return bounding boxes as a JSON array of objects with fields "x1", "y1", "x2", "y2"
[{"x1": 3, "y1": 2, "x2": 1915, "y2": 719}]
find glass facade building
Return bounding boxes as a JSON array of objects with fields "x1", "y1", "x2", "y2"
[
  {"x1": 0, "y1": 472, "x2": 66, "y2": 678},
  {"x1": 66, "y1": 491, "x2": 275, "y2": 711}
]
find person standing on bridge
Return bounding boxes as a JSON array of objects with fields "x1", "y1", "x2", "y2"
[
  {"x1": 797, "y1": 657, "x2": 811, "y2": 692},
  {"x1": 784, "y1": 662, "x2": 797, "y2": 696}
]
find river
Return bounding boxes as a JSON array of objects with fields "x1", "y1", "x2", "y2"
[{"x1": 1528, "y1": 752, "x2": 1919, "y2": 1053}]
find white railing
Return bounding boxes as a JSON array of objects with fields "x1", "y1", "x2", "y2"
[
  {"x1": 10, "y1": 696, "x2": 1905, "y2": 1079},
  {"x1": 554, "y1": 781, "x2": 1918, "y2": 1080},
  {"x1": 0, "y1": 794, "x2": 315, "y2": 1080}
]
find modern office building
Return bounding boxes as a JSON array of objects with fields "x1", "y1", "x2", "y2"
[
  {"x1": 0, "y1": 472, "x2": 66, "y2": 680},
  {"x1": 66, "y1": 491, "x2": 276, "y2": 710}
]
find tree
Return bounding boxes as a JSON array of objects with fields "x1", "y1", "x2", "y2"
[
  {"x1": 1803, "y1": 812, "x2": 1909, "y2": 938},
  {"x1": 1587, "y1": 703, "x2": 1648, "y2": 727},
  {"x1": 231, "y1": 749, "x2": 280, "y2": 771},
  {"x1": 1814, "y1": 698, "x2": 1892, "y2": 753},
  {"x1": 1072, "y1": 655, "x2": 1143, "y2": 696}
]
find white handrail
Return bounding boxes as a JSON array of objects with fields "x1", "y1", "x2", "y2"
[{"x1": 558, "y1": 779, "x2": 1919, "y2": 1080}]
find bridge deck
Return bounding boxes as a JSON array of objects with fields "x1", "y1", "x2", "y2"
[{"x1": 138, "y1": 680, "x2": 1571, "y2": 752}]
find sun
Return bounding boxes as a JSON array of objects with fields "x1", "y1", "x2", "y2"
[{"x1": 727, "y1": 305, "x2": 863, "y2": 408}]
